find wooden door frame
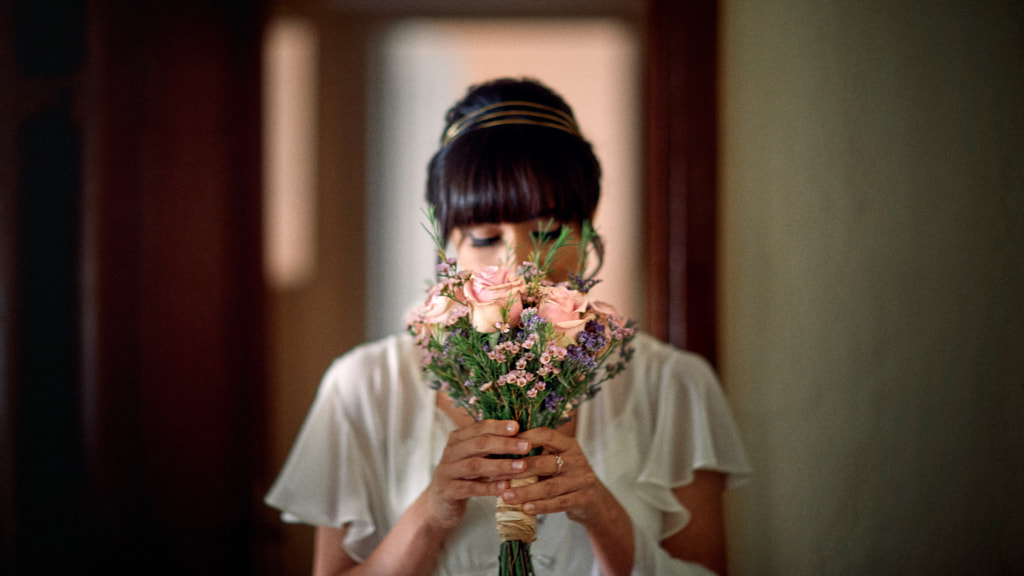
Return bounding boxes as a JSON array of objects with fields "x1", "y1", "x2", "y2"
[{"x1": 644, "y1": 0, "x2": 720, "y2": 366}]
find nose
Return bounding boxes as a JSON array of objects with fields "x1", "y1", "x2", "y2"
[{"x1": 505, "y1": 226, "x2": 534, "y2": 267}]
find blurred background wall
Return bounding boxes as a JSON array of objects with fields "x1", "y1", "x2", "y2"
[
  {"x1": 2, "y1": 0, "x2": 269, "y2": 573},
  {"x1": 719, "y1": 1, "x2": 1024, "y2": 573}
]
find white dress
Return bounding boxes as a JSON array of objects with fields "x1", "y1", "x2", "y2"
[{"x1": 266, "y1": 332, "x2": 751, "y2": 575}]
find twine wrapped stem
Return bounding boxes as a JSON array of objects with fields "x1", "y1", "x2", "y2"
[{"x1": 495, "y1": 476, "x2": 538, "y2": 543}]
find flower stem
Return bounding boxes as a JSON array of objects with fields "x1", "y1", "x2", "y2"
[{"x1": 498, "y1": 540, "x2": 535, "y2": 576}]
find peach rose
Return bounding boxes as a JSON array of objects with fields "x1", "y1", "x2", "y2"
[
  {"x1": 421, "y1": 284, "x2": 468, "y2": 323},
  {"x1": 589, "y1": 300, "x2": 621, "y2": 320},
  {"x1": 408, "y1": 283, "x2": 468, "y2": 338},
  {"x1": 538, "y1": 285, "x2": 590, "y2": 341},
  {"x1": 463, "y1": 266, "x2": 526, "y2": 333}
]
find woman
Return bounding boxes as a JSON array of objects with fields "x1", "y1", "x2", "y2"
[{"x1": 266, "y1": 78, "x2": 750, "y2": 575}]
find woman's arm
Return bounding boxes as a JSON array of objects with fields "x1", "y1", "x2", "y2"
[
  {"x1": 313, "y1": 419, "x2": 532, "y2": 575},
  {"x1": 314, "y1": 526, "x2": 358, "y2": 575},
  {"x1": 662, "y1": 470, "x2": 728, "y2": 575},
  {"x1": 313, "y1": 493, "x2": 447, "y2": 576}
]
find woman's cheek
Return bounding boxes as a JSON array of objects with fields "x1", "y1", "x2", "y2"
[
  {"x1": 540, "y1": 245, "x2": 579, "y2": 282},
  {"x1": 455, "y1": 246, "x2": 500, "y2": 272}
]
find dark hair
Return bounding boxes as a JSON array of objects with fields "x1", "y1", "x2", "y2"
[{"x1": 426, "y1": 78, "x2": 602, "y2": 242}]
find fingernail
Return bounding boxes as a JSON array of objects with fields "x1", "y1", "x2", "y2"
[
  {"x1": 517, "y1": 441, "x2": 529, "y2": 452},
  {"x1": 506, "y1": 422, "x2": 517, "y2": 433},
  {"x1": 512, "y1": 460, "x2": 525, "y2": 470},
  {"x1": 496, "y1": 480, "x2": 507, "y2": 490},
  {"x1": 503, "y1": 491, "x2": 515, "y2": 502},
  {"x1": 524, "y1": 503, "x2": 536, "y2": 514}
]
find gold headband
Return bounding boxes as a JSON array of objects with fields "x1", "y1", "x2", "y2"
[{"x1": 442, "y1": 100, "x2": 580, "y2": 147}]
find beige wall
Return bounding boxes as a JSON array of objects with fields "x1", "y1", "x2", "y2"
[
  {"x1": 265, "y1": 16, "x2": 374, "y2": 574},
  {"x1": 720, "y1": 1, "x2": 1024, "y2": 573}
]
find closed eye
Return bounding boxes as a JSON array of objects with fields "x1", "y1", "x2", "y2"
[
  {"x1": 468, "y1": 234, "x2": 502, "y2": 248},
  {"x1": 531, "y1": 226, "x2": 564, "y2": 243}
]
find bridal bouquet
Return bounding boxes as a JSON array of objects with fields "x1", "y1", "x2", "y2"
[{"x1": 408, "y1": 210, "x2": 635, "y2": 575}]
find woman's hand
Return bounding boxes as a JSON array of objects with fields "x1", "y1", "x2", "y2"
[
  {"x1": 501, "y1": 426, "x2": 636, "y2": 575},
  {"x1": 313, "y1": 420, "x2": 531, "y2": 576},
  {"x1": 425, "y1": 419, "x2": 534, "y2": 530},
  {"x1": 498, "y1": 426, "x2": 613, "y2": 526}
]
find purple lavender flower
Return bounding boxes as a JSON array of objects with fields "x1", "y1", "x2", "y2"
[
  {"x1": 442, "y1": 333, "x2": 457, "y2": 358},
  {"x1": 566, "y1": 344, "x2": 598, "y2": 371},
  {"x1": 523, "y1": 311, "x2": 548, "y2": 332},
  {"x1": 544, "y1": 394, "x2": 565, "y2": 413},
  {"x1": 577, "y1": 329, "x2": 607, "y2": 353},
  {"x1": 568, "y1": 272, "x2": 601, "y2": 293}
]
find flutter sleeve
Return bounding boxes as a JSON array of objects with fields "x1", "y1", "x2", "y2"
[
  {"x1": 633, "y1": 336, "x2": 752, "y2": 540},
  {"x1": 264, "y1": 347, "x2": 390, "y2": 561}
]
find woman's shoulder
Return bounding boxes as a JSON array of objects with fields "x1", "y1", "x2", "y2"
[
  {"x1": 317, "y1": 333, "x2": 422, "y2": 409},
  {"x1": 323, "y1": 333, "x2": 416, "y2": 374},
  {"x1": 603, "y1": 331, "x2": 729, "y2": 422},
  {"x1": 629, "y1": 331, "x2": 719, "y2": 386},
  {"x1": 602, "y1": 332, "x2": 752, "y2": 486}
]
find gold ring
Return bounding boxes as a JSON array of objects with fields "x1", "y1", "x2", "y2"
[{"x1": 554, "y1": 454, "x2": 564, "y2": 476}]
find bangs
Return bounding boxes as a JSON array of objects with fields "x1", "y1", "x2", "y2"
[{"x1": 429, "y1": 125, "x2": 600, "y2": 240}]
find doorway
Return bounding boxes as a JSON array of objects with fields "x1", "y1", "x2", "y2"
[{"x1": 366, "y1": 18, "x2": 642, "y2": 338}]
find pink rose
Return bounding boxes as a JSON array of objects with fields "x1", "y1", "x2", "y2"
[
  {"x1": 409, "y1": 283, "x2": 468, "y2": 337},
  {"x1": 538, "y1": 285, "x2": 590, "y2": 342},
  {"x1": 422, "y1": 284, "x2": 468, "y2": 323},
  {"x1": 463, "y1": 266, "x2": 526, "y2": 333},
  {"x1": 589, "y1": 300, "x2": 621, "y2": 320}
]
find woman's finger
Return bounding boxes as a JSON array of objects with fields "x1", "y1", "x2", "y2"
[
  {"x1": 447, "y1": 419, "x2": 519, "y2": 443},
  {"x1": 522, "y1": 489, "x2": 587, "y2": 516},
  {"x1": 515, "y1": 426, "x2": 575, "y2": 454},
  {"x1": 444, "y1": 454, "x2": 529, "y2": 480},
  {"x1": 505, "y1": 472, "x2": 603, "y2": 521},
  {"x1": 503, "y1": 465, "x2": 594, "y2": 502},
  {"x1": 441, "y1": 432, "x2": 531, "y2": 463},
  {"x1": 438, "y1": 478, "x2": 509, "y2": 501},
  {"x1": 505, "y1": 452, "x2": 564, "y2": 479},
  {"x1": 441, "y1": 419, "x2": 529, "y2": 463}
]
